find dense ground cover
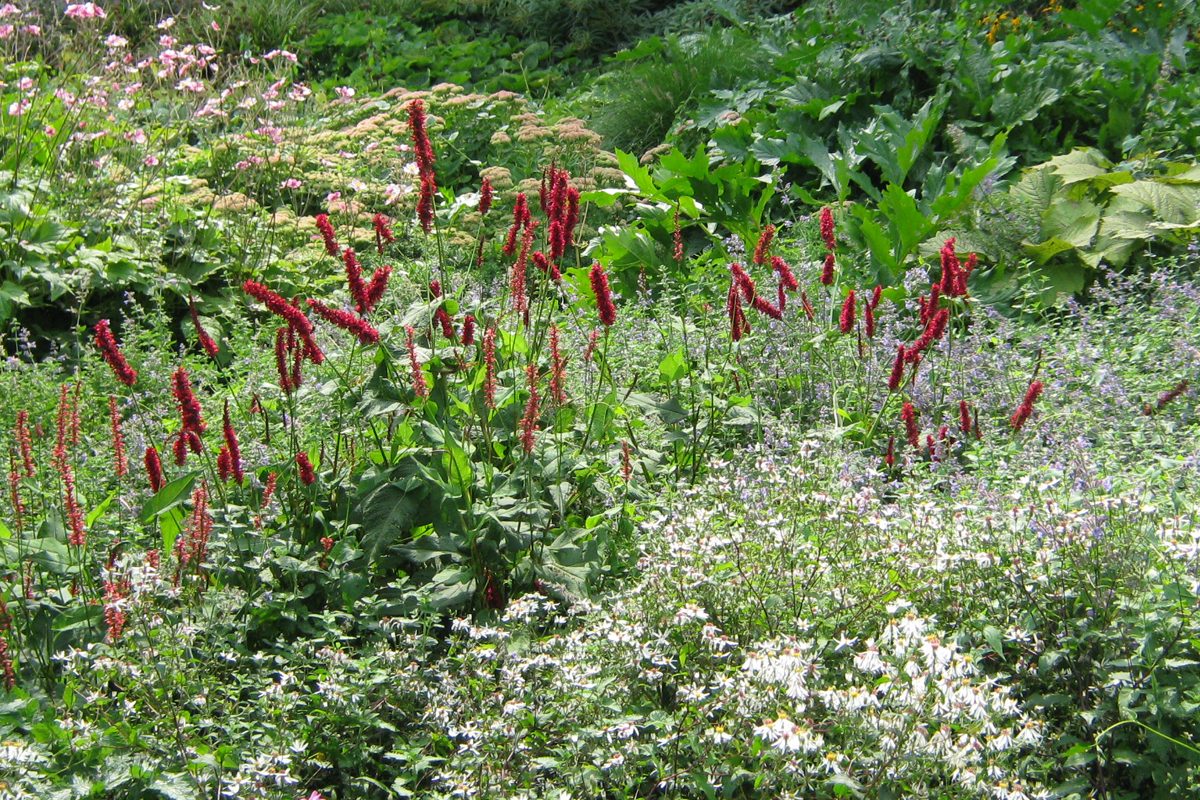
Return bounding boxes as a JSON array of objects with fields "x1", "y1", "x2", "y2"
[{"x1": 1, "y1": 0, "x2": 1199, "y2": 798}]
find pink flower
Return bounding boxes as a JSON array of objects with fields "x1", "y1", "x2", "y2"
[
  {"x1": 65, "y1": 2, "x2": 105, "y2": 18},
  {"x1": 279, "y1": 178, "x2": 303, "y2": 189},
  {"x1": 334, "y1": 86, "x2": 355, "y2": 99}
]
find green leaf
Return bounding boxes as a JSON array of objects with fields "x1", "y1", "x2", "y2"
[
  {"x1": 1023, "y1": 237, "x2": 1076, "y2": 264},
  {"x1": 983, "y1": 626, "x2": 1004, "y2": 657},
  {"x1": 658, "y1": 347, "x2": 688, "y2": 383},
  {"x1": 139, "y1": 473, "x2": 199, "y2": 524},
  {"x1": 86, "y1": 492, "x2": 116, "y2": 528}
]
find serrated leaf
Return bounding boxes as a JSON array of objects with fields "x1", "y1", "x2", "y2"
[{"x1": 1109, "y1": 181, "x2": 1200, "y2": 224}]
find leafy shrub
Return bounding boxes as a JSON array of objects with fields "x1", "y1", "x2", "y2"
[{"x1": 587, "y1": 25, "x2": 772, "y2": 157}]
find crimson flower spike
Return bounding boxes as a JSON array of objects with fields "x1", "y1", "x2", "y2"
[
  {"x1": 145, "y1": 445, "x2": 164, "y2": 493},
  {"x1": 306, "y1": 299, "x2": 380, "y2": 345},
  {"x1": 887, "y1": 345, "x2": 906, "y2": 391},
  {"x1": 94, "y1": 319, "x2": 137, "y2": 386},
  {"x1": 372, "y1": 213, "x2": 394, "y2": 255},
  {"x1": 590, "y1": 262, "x2": 616, "y2": 327},
  {"x1": 820, "y1": 206, "x2": 835, "y2": 251},
  {"x1": 839, "y1": 290, "x2": 856, "y2": 334},
  {"x1": 938, "y1": 237, "x2": 961, "y2": 297},
  {"x1": 222, "y1": 400, "x2": 244, "y2": 485},
  {"x1": 503, "y1": 193, "x2": 529, "y2": 256},
  {"x1": 1010, "y1": 380, "x2": 1044, "y2": 431},
  {"x1": 752, "y1": 224, "x2": 775, "y2": 265},
  {"x1": 408, "y1": 99, "x2": 437, "y2": 234},
  {"x1": 190, "y1": 297, "x2": 220, "y2": 359},
  {"x1": 901, "y1": 402, "x2": 920, "y2": 448},
  {"x1": 315, "y1": 213, "x2": 339, "y2": 257},
  {"x1": 365, "y1": 265, "x2": 392, "y2": 311},
  {"x1": 478, "y1": 176, "x2": 493, "y2": 215}
]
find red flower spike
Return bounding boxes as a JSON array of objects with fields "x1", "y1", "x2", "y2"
[
  {"x1": 771, "y1": 255, "x2": 798, "y2": 292},
  {"x1": 274, "y1": 326, "x2": 293, "y2": 393},
  {"x1": 296, "y1": 452, "x2": 317, "y2": 486},
  {"x1": 479, "y1": 177, "x2": 493, "y2": 215},
  {"x1": 222, "y1": 400, "x2": 244, "y2": 484},
  {"x1": 1011, "y1": 380, "x2": 1044, "y2": 431},
  {"x1": 753, "y1": 295, "x2": 783, "y2": 320},
  {"x1": 590, "y1": 262, "x2": 617, "y2": 327},
  {"x1": 408, "y1": 98, "x2": 435, "y2": 176},
  {"x1": 864, "y1": 303, "x2": 876, "y2": 338},
  {"x1": 939, "y1": 238, "x2": 960, "y2": 297},
  {"x1": 887, "y1": 345, "x2": 906, "y2": 391},
  {"x1": 189, "y1": 297, "x2": 220, "y2": 359},
  {"x1": 820, "y1": 206, "x2": 836, "y2": 251},
  {"x1": 217, "y1": 447, "x2": 232, "y2": 482},
  {"x1": 461, "y1": 315, "x2": 476, "y2": 347},
  {"x1": 373, "y1": 213, "x2": 394, "y2": 255},
  {"x1": 503, "y1": 193, "x2": 529, "y2": 257},
  {"x1": 435, "y1": 307, "x2": 455, "y2": 340},
  {"x1": 820, "y1": 253, "x2": 836, "y2": 286},
  {"x1": 108, "y1": 396, "x2": 127, "y2": 478},
  {"x1": 172, "y1": 434, "x2": 188, "y2": 467},
  {"x1": 839, "y1": 290, "x2": 856, "y2": 334},
  {"x1": 923, "y1": 286, "x2": 941, "y2": 327},
  {"x1": 261, "y1": 472, "x2": 278, "y2": 508},
  {"x1": 483, "y1": 326, "x2": 498, "y2": 409},
  {"x1": 563, "y1": 187, "x2": 580, "y2": 250},
  {"x1": 958, "y1": 253, "x2": 977, "y2": 297},
  {"x1": 365, "y1": 265, "x2": 392, "y2": 311},
  {"x1": 869, "y1": 285, "x2": 882, "y2": 310},
  {"x1": 342, "y1": 248, "x2": 370, "y2": 312},
  {"x1": 172, "y1": 367, "x2": 206, "y2": 437},
  {"x1": 519, "y1": 362, "x2": 540, "y2": 454},
  {"x1": 959, "y1": 400, "x2": 971, "y2": 433},
  {"x1": 306, "y1": 299, "x2": 381, "y2": 345},
  {"x1": 405, "y1": 326, "x2": 429, "y2": 400},
  {"x1": 752, "y1": 224, "x2": 775, "y2": 265},
  {"x1": 731, "y1": 263, "x2": 756, "y2": 303},
  {"x1": 901, "y1": 402, "x2": 920, "y2": 448},
  {"x1": 243, "y1": 281, "x2": 313, "y2": 337},
  {"x1": 315, "y1": 213, "x2": 339, "y2": 257},
  {"x1": 94, "y1": 319, "x2": 138, "y2": 386},
  {"x1": 885, "y1": 436, "x2": 896, "y2": 469}
]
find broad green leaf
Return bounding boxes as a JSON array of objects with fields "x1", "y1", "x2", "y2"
[
  {"x1": 138, "y1": 473, "x2": 199, "y2": 524},
  {"x1": 658, "y1": 347, "x2": 688, "y2": 383},
  {"x1": 1109, "y1": 181, "x2": 1200, "y2": 224},
  {"x1": 1023, "y1": 237, "x2": 1076, "y2": 264},
  {"x1": 1044, "y1": 198, "x2": 1101, "y2": 248}
]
